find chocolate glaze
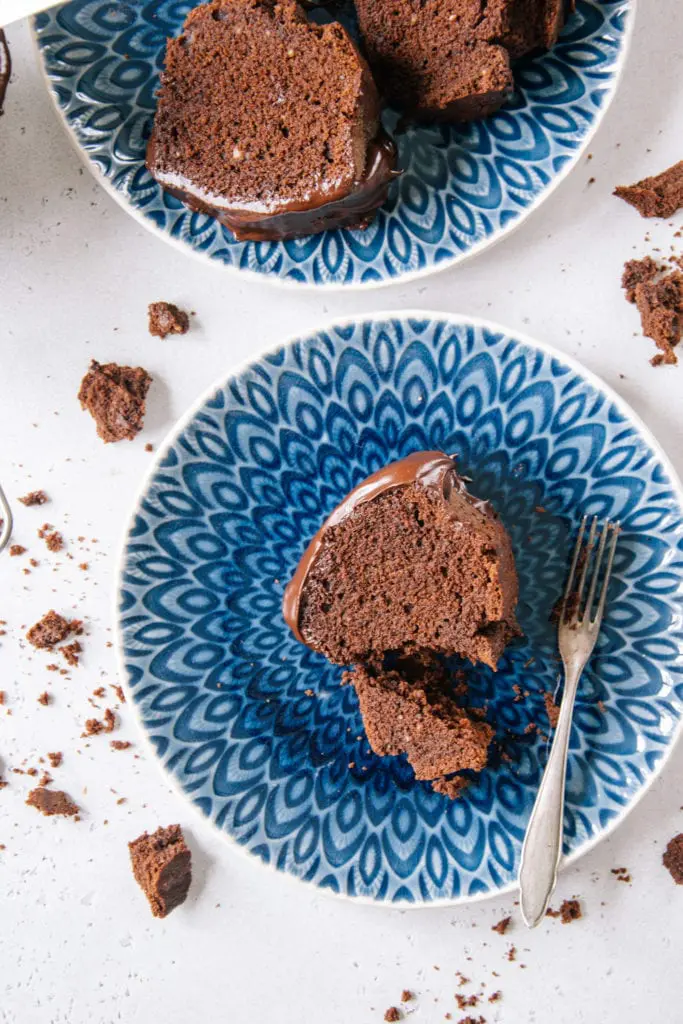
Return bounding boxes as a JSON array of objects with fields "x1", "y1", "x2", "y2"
[
  {"x1": 0, "y1": 31, "x2": 11, "y2": 115},
  {"x1": 282, "y1": 451, "x2": 493, "y2": 643},
  {"x1": 147, "y1": 131, "x2": 398, "y2": 242}
]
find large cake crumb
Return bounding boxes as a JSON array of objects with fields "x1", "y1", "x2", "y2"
[
  {"x1": 129, "y1": 824, "x2": 192, "y2": 918},
  {"x1": 26, "y1": 787, "x2": 79, "y2": 817},
  {"x1": 26, "y1": 611, "x2": 77, "y2": 650},
  {"x1": 18, "y1": 490, "x2": 48, "y2": 506},
  {"x1": 615, "y1": 161, "x2": 683, "y2": 218},
  {"x1": 78, "y1": 360, "x2": 152, "y2": 443},
  {"x1": 663, "y1": 834, "x2": 683, "y2": 884},
  {"x1": 148, "y1": 301, "x2": 190, "y2": 339},
  {"x1": 546, "y1": 898, "x2": 582, "y2": 923}
]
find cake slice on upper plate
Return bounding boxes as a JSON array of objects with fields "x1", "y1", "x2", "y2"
[{"x1": 147, "y1": 0, "x2": 397, "y2": 241}]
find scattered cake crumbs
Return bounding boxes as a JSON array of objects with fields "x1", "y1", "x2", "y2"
[
  {"x1": 37, "y1": 691, "x2": 50, "y2": 706},
  {"x1": 111, "y1": 684, "x2": 126, "y2": 703},
  {"x1": 457, "y1": 1017, "x2": 485, "y2": 1024},
  {"x1": 148, "y1": 301, "x2": 190, "y2": 339},
  {"x1": 615, "y1": 161, "x2": 683, "y2": 219},
  {"x1": 18, "y1": 490, "x2": 48, "y2": 506},
  {"x1": 26, "y1": 786, "x2": 79, "y2": 818},
  {"x1": 39, "y1": 772, "x2": 52, "y2": 787},
  {"x1": 111, "y1": 740, "x2": 132, "y2": 751},
  {"x1": 144, "y1": 443, "x2": 154, "y2": 452},
  {"x1": 37, "y1": 523, "x2": 64, "y2": 552},
  {"x1": 92, "y1": 686, "x2": 106, "y2": 699},
  {"x1": 78, "y1": 360, "x2": 152, "y2": 443},
  {"x1": 47, "y1": 752, "x2": 63, "y2": 768},
  {"x1": 547, "y1": 898, "x2": 582, "y2": 923},
  {"x1": 506, "y1": 946, "x2": 516, "y2": 962},
  {"x1": 9, "y1": 544, "x2": 26, "y2": 556},
  {"x1": 491, "y1": 916, "x2": 511, "y2": 935},
  {"x1": 79, "y1": 562, "x2": 89, "y2": 571},
  {"x1": 384, "y1": 1009, "x2": 401, "y2": 1022},
  {"x1": 60, "y1": 641, "x2": 82, "y2": 667},
  {"x1": 544, "y1": 692, "x2": 560, "y2": 729},
  {"x1": 456, "y1": 994, "x2": 479, "y2": 1010},
  {"x1": 663, "y1": 834, "x2": 683, "y2": 884},
  {"x1": 455, "y1": 973, "x2": 469, "y2": 988},
  {"x1": 83, "y1": 708, "x2": 116, "y2": 736},
  {"x1": 611, "y1": 866, "x2": 632, "y2": 883},
  {"x1": 400, "y1": 991, "x2": 413, "y2": 1003},
  {"x1": 129, "y1": 824, "x2": 192, "y2": 918},
  {"x1": 488, "y1": 993, "x2": 501, "y2": 1004}
]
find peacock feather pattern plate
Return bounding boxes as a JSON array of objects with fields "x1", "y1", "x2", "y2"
[
  {"x1": 35, "y1": 0, "x2": 631, "y2": 288},
  {"x1": 117, "y1": 313, "x2": 683, "y2": 904}
]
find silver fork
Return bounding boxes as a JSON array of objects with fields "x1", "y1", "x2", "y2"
[
  {"x1": 0, "y1": 483, "x2": 12, "y2": 555},
  {"x1": 519, "y1": 514, "x2": 620, "y2": 927}
]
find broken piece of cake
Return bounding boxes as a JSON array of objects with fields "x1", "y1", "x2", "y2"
[
  {"x1": 78, "y1": 360, "x2": 152, "y2": 443},
  {"x1": 614, "y1": 160, "x2": 683, "y2": 219},
  {"x1": 129, "y1": 824, "x2": 192, "y2": 918}
]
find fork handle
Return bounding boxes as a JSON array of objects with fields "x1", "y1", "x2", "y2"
[{"x1": 518, "y1": 663, "x2": 582, "y2": 927}]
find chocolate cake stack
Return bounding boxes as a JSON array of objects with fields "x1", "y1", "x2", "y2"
[
  {"x1": 283, "y1": 452, "x2": 520, "y2": 796},
  {"x1": 146, "y1": 0, "x2": 574, "y2": 240}
]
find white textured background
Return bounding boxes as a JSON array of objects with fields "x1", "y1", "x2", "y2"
[{"x1": 1, "y1": 3, "x2": 683, "y2": 1022}]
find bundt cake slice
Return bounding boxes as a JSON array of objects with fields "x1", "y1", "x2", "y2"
[
  {"x1": 147, "y1": 0, "x2": 397, "y2": 241},
  {"x1": 354, "y1": 0, "x2": 514, "y2": 122},
  {"x1": 283, "y1": 451, "x2": 519, "y2": 669}
]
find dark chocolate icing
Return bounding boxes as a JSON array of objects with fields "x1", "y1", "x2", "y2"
[
  {"x1": 282, "y1": 451, "x2": 492, "y2": 643},
  {"x1": 147, "y1": 131, "x2": 398, "y2": 242},
  {"x1": 0, "y1": 31, "x2": 11, "y2": 115}
]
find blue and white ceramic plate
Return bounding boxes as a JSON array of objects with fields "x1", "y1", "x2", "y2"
[
  {"x1": 117, "y1": 312, "x2": 683, "y2": 905},
  {"x1": 35, "y1": 1, "x2": 632, "y2": 289}
]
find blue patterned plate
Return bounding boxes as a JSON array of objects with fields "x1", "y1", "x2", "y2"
[
  {"x1": 35, "y1": 0, "x2": 632, "y2": 289},
  {"x1": 117, "y1": 313, "x2": 683, "y2": 905}
]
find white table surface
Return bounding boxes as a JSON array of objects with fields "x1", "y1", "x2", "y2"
[{"x1": 2, "y1": 6, "x2": 683, "y2": 1023}]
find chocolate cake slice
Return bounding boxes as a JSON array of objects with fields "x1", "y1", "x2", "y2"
[
  {"x1": 498, "y1": 0, "x2": 573, "y2": 59},
  {"x1": 355, "y1": 0, "x2": 514, "y2": 121},
  {"x1": 347, "y1": 662, "x2": 494, "y2": 787},
  {"x1": 147, "y1": 0, "x2": 397, "y2": 241},
  {"x1": 283, "y1": 451, "x2": 519, "y2": 669}
]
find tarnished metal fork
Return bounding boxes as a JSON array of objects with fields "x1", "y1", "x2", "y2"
[
  {"x1": 0, "y1": 483, "x2": 12, "y2": 555},
  {"x1": 519, "y1": 515, "x2": 620, "y2": 927}
]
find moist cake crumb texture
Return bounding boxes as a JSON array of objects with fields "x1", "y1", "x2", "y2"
[
  {"x1": 614, "y1": 161, "x2": 683, "y2": 218},
  {"x1": 129, "y1": 824, "x2": 192, "y2": 918},
  {"x1": 26, "y1": 787, "x2": 79, "y2": 818},
  {"x1": 78, "y1": 360, "x2": 152, "y2": 443},
  {"x1": 26, "y1": 610, "x2": 75, "y2": 650},
  {"x1": 663, "y1": 833, "x2": 683, "y2": 884},
  {"x1": 148, "y1": 302, "x2": 190, "y2": 339}
]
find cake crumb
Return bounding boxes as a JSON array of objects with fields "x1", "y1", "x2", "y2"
[
  {"x1": 400, "y1": 991, "x2": 413, "y2": 1003},
  {"x1": 491, "y1": 916, "x2": 511, "y2": 935},
  {"x1": 145, "y1": 443, "x2": 154, "y2": 452},
  {"x1": 129, "y1": 824, "x2": 192, "y2": 918},
  {"x1": 78, "y1": 360, "x2": 152, "y2": 443},
  {"x1": 111, "y1": 740, "x2": 132, "y2": 751},
  {"x1": 455, "y1": 973, "x2": 470, "y2": 988},
  {"x1": 547, "y1": 898, "x2": 582, "y2": 923},
  {"x1": 92, "y1": 686, "x2": 106, "y2": 699},
  {"x1": 47, "y1": 751, "x2": 63, "y2": 768},
  {"x1": 384, "y1": 1009, "x2": 401, "y2": 1022},
  {"x1": 456, "y1": 994, "x2": 479, "y2": 1010},
  {"x1": 26, "y1": 786, "x2": 79, "y2": 817},
  {"x1": 663, "y1": 834, "x2": 683, "y2": 884},
  {"x1": 9, "y1": 544, "x2": 26, "y2": 556},
  {"x1": 611, "y1": 866, "x2": 632, "y2": 883},
  {"x1": 488, "y1": 992, "x2": 501, "y2": 1004},
  {"x1": 18, "y1": 490, "x2": 48, "y2": 506},
  {"x1": 506, "y1": 946, "x2": 516, "y2": 962},
  {"x1": 621, "y1": 256, "x2": 660, "y2": 303},
  {"x1": 634, "y1": 270, "x2": 683, "y2": 366},
  {"x1": 615, "y1": 161, "x2": 683, "y2": 218},
  {"x1": 60, "y1": 641, "x2": 82, "y2": 667},
  {"x1": 148, "y1": 301, "x2": 190, "y2": 339},
  {"x1": 544, "y1": 692, "x2": 560, "y2": 729},
  {"x1": 37, "y1": 691, "x2": 50, "y2": 706}
]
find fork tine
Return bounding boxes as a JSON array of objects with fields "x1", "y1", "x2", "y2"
[
  {"x1": 592, "y1": 523, "x2": 620, "y2": 625},
  {"x1": 561, "y1": 515, "x2": 587, "y2": 620},
  {"x1": 574, "y1": 515, "x2": 598, "y2": 617},
  {"x1": 584, "y1": 519, "x2": 610, "y2": 620}
]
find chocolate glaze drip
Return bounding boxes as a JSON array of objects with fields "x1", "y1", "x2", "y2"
[
  {"x1": 147, "y1": 131, "x2": 398, "y2": 243},
  {"x1": 282, "y1": 451, "x2": 493, "y2": 643},
  {"x1": 0, "y1": 31, "x2": 11, "y2": 115}
]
